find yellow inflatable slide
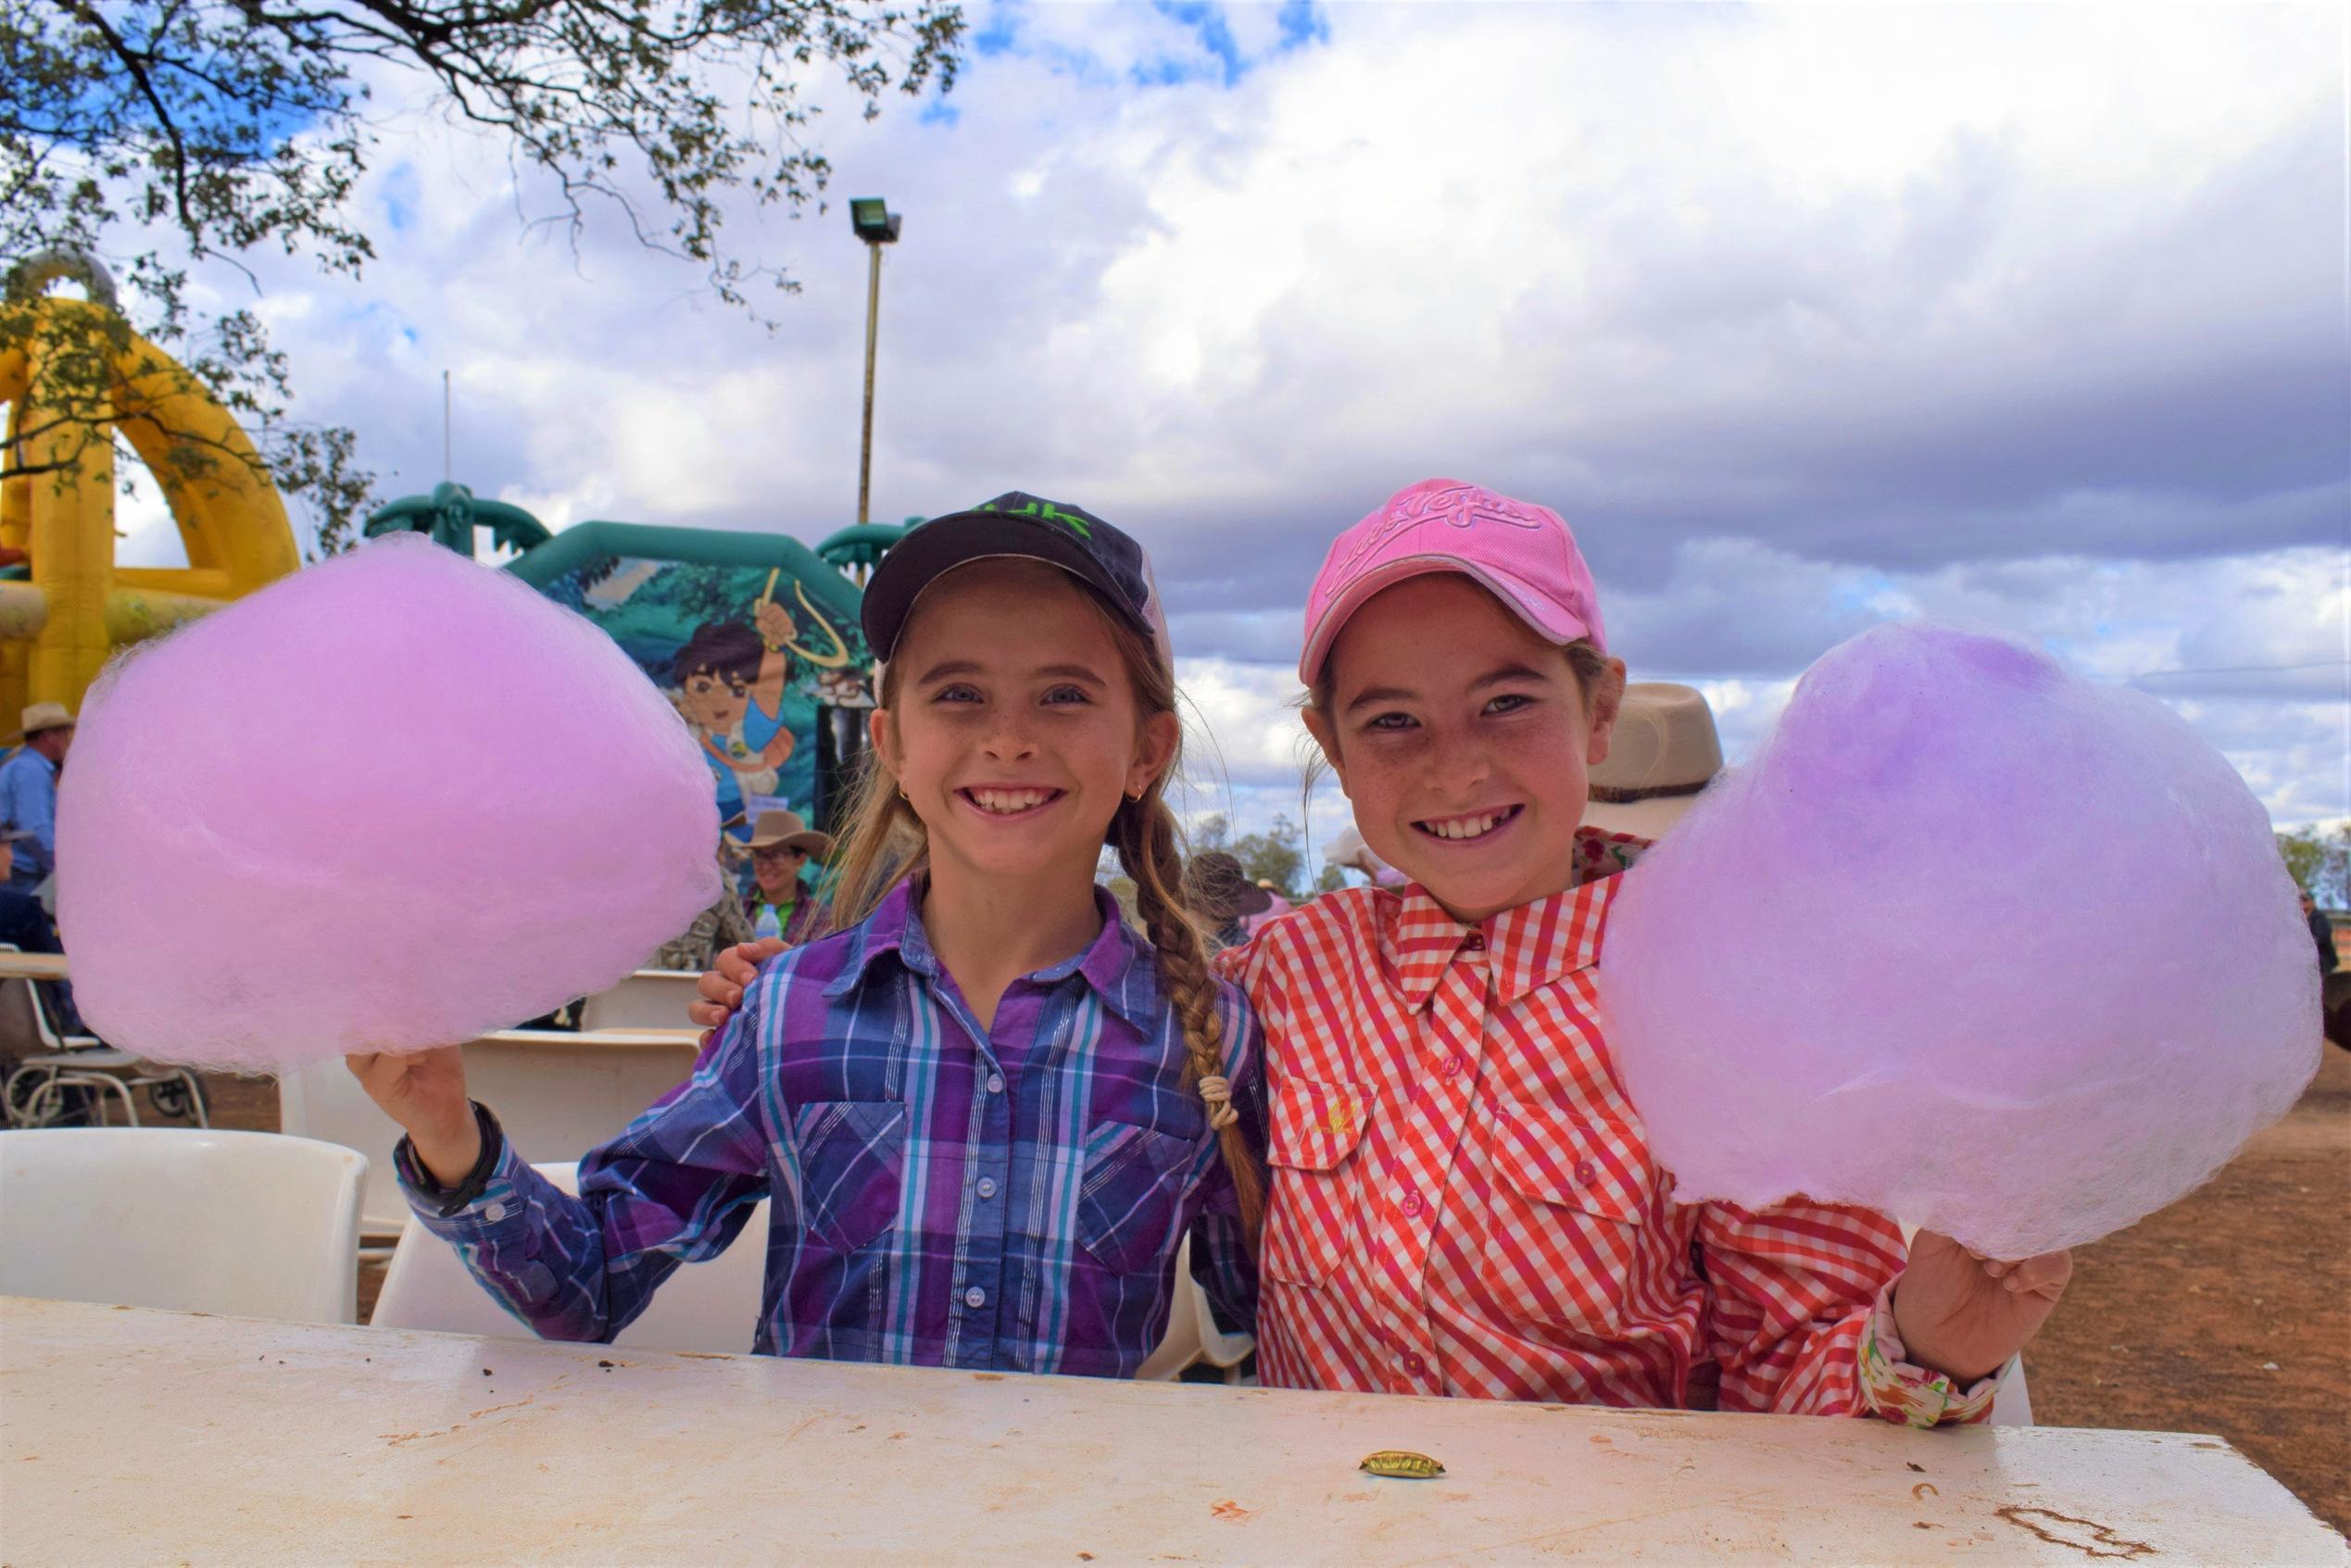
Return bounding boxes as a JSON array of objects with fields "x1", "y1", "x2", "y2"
[{"x1": 0, "y1": 252, "x2": 299, "y2": 721}]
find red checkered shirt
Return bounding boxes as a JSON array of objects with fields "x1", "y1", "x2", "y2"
[{"x1": 1217, "y1": 828, "x2": 1994, "y2": 1425}]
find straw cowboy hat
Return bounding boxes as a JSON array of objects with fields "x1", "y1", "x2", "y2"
[
  {"x1": 744, "y1": 809, "x2": 832, "y2": 859},
  {"x1": 1584, "y1": 683, "x2": 1723, "y2": 838},
  {"x1": 3, "y1": 702, "x2": 73, "y2": 744}
]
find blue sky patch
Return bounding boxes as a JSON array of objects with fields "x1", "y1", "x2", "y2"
[
  {"x1": 970, "y1": 1, "x2": 1328, "y2": 94},
  {"x1": 1151, "y1": 1, "x2": 1245, "y2": 85},
  {"x1": 382, "y1": 162, "x2": 421, "y2": 234}
]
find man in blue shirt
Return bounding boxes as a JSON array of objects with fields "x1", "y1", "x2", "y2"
[{"x1": 0, "y1": 702, "x2": 74, "y2": 895}]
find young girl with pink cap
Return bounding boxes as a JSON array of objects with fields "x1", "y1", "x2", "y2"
[{"x1": 1230, "y1": 477, "x2": 2068, "y2": 1422}]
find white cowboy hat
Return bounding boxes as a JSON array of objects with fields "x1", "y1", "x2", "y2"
[{"x1": 4, "y1": 702, "x2": 73, "y2": 743}]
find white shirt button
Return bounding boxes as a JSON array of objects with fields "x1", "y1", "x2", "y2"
[
  {"x1": 976, "y1": 1177, "x2": 998, "y2": 1198},
  {"x1": 964, "y1": 1286, "x2": 987, "y2": 1309},
  {"x1": 986, "y1": 1073, "x2": 1005, "y2": 1095},
  {"x1": 483, "y1": 1201, "x2": 507, "y2": 1223}
]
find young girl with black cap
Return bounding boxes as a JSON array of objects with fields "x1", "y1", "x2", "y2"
[{"x1": 351, "y1": 495, "x2": 1264, "y2": 1375}]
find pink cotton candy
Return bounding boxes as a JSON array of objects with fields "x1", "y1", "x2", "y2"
[
  {"x1": 56, "y1": 533, "x2": 721, "y2": 1071},
  {"x1": 1602, "y1": 622, "x2": 2320, "y2": 1259}
]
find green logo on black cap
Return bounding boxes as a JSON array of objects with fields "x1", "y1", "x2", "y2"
[{"x1": 980, "y1": 495, "x2": 1094, "y2": 539}]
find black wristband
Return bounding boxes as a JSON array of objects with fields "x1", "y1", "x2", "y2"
[{"x1": 396, "y1": 1100, "x2": 507, "y2": 1219}]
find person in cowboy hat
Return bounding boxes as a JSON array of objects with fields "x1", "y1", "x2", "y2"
[
  {"x1": 742, "y1": 808, "x2": 834, "y2": 947},
  {"x1": 0, "y1": 703, "x2": 75, "y2": 896},
  {"x1": 1181, "y1": 849, "x2": 1274, "y2": 952},
  {"x1": 1580, "y1": 682, "x2": 1724, "y2": 840}
]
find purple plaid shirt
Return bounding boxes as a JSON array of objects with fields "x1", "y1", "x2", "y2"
[{"x1": 398, "y1": 880, "x2": 1264, "y2": 1376}]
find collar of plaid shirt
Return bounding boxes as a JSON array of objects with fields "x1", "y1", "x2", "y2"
[{"x1": 823, "y1": 878, "x2": 1163, "y2": 1029}]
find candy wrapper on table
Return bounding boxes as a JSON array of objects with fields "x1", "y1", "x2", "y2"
[
  {"x1": 1601, "y1": 622, "x2": 2320, "y2": 1260},
  {"x1": 56, "y1": 533, "x2": 721, "y2": 1072}
]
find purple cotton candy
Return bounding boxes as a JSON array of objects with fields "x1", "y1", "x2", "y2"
[
  {"x1": 1602, "y1": 622, "x2": 2320, "y2": 1259},
  {"x1": 56, "y1": 533, "x2": 721, "y2": 1071}
]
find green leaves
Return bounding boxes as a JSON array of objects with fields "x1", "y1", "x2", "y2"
[{"x1": 4, "y1": 0, "x2": 965, "y2": 553}]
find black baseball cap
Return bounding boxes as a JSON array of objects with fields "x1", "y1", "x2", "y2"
[{"x1": 861, "y1": 493, "x2": 1173, "y2": 673}]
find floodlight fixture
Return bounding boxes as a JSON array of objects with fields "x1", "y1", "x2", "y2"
[{"x1": 849, "y1": 198, "x2": 902, "y2": 245}]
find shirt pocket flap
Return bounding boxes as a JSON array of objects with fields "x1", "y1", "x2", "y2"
[
  {"x1": 1267, "y1": 1078, "x2": 1373, "y2": 1172},
  {"x1": 1075, "y1": 1120, "x2": 1195, "y2": 1276},
  {"x1": 790, "y1": 1099, "x2": 908, "y2": 1253},
  {"x1": 1490, "y1": 1104, "x2": 1651, "y2": 1226}
]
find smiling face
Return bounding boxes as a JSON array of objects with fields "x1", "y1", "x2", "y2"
[
  {"x1": 872, "y1": 559, "x2": 1176, "y2": 897},
  {"x1": 752, "y1": 844, "x2": 807, "y2": 899},
  {"x1": 1304, "y1": 573, "x2": 1625, "y2": 925}
]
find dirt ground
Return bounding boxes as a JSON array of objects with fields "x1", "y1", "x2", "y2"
[
  {"x1": 2024, "y1": 1038, "x2": 2351, "y2": 1537},
  {"x1": 198, "y1": 1042, "x2": 2351, "y2": 1538}
]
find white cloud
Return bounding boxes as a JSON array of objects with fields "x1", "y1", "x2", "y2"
[{"x1": 65, "y1": 0, "x2": 2346, "y2": 842}]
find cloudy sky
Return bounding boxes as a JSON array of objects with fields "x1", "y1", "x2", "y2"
[{"x1": 119, "y1": 1, "x2": 2351, "y2": 861}]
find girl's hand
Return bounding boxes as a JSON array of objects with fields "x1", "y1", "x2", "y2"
[
  {"x1": 345, "y1": 1046, "x2": 479, "y2": 1188},
  {"x1": 687, "y1": 938, "x2": 787, "y2": 1046},
  {"x1": 1892, "y1": 1229, "x2": 2072, "y2": 1386}
]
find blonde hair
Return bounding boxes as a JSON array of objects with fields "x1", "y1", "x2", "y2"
[{"x1": 826, "y1": 575, "x2": 1265, "y2": 1235}]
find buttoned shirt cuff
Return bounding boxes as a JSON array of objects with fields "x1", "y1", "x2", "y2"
[
  {"x1": 393, "y1": 1102, "x2": 524, "y2": 1228},
  {"x1": 1854, "y1": 1283, "x2": 2003, "y2": 1428}
]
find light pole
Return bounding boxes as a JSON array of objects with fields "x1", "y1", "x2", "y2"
[{"x1": 849, "y1": 197, "x2": 902, "y2": 526}]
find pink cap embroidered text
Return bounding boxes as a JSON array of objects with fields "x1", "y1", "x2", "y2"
[{"x1": 1299, "y1": 479, "x2": 1607, "y2": 685}]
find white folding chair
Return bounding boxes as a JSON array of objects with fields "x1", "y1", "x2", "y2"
[
  {"x1": 1135, "y1": 1232, "x2": 1255, "y2": 1384},
  {"x1": 370, "y1": 1160, "x2": 771, "y2": 1354},
  {"x1": 578, "y1": 971, "x2": 706, "y2": 1033},
  {"x1": 0, "y1": 1127, "x2": 364, "y2": 1323},
  {"x1": 0, "y1": 946, "x2": 207, "y2": 1129}
]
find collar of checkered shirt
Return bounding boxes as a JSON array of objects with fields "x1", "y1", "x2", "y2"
[{"x1": 1377, "y1": 826, "x2": 1647, "y2": 1010}]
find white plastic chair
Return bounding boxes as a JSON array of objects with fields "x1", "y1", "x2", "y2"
[
  {"x1": 279, "y1": 1032, "x2": 701, "y2": 1245},
  {"x1": 370, "y1": 1160, "x2": 771, "y2": 1353},
  {"x1": 275, "y1": 1058, "x2": 412, "y2": 1241},
  {"x1": 578, "y1": 971, "x2": 706, "y2": 1033},
  {"x1": 1135, "y1": 1233, "x2": 1255, "y2": 1383},
  {"x1": 0, "y1": 1127, "x2": 363, "y2": 1323},
  {"x1": 457, "y1": 1030, "x2": 701, "y2": 1164}
]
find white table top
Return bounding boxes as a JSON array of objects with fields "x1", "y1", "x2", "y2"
[{"x1": 3, "y1": 1297, "x2": 2342, "y2": 1566}]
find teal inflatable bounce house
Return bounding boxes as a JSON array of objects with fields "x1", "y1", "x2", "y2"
[{"x1": 365, "y1": 484, "x2": 904, "y2": 847}]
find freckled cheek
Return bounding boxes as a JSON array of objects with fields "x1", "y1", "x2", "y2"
[
  {"x1": 1343, "y1": 739, "x2": 1435, "y2": 822},
  {"x1": 1488, "y1": 729, "x2": 1590, "y2": 811}
]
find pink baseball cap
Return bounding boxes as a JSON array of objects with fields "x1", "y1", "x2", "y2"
[{"x1": 1299, "y1": 478, "x2": 1607, "y2": 685}]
